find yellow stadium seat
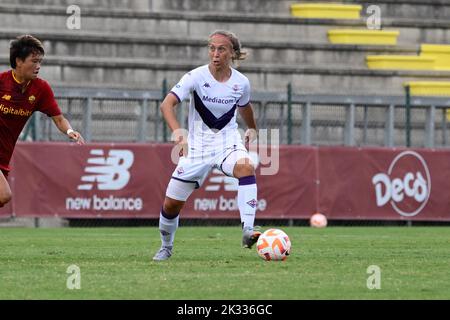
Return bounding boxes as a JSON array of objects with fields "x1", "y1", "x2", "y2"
[
  {"x1": 290, "y1": 3, "x2": 362, "y2": 19},
  {"x1": 366, "y1": 55, "x2": 435, "y2": 70},
  {"x1": 420, "y1": 44, "x2": 450, "y2": 71},
  {"x1": 403, "y1": 81, "x2": 450, "y2": 96},
  {"x1": 328, "y1": 29, "x2": 399, "y2": 45}
]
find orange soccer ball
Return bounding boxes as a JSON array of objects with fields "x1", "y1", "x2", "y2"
[
  {"x1": 310, "y1": 213, "x2": 328, "y2": 228},
  {"x1": 256, "y1": 228, "x2": 291, "y2": 261}
]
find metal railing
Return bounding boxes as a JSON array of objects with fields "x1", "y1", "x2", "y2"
[{"x1": 21, "y1": 84, "x2": 450, "y2": 148}]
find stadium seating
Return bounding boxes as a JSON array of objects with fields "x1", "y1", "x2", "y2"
[
  {"x1": 367, "y1": 44, "x2": 450, "y2": 71},
  {"x1": 290, "y1": 3, "x2": 362, "y2": 19},
  {"x1": 404, "y1": 80, "x2": 450, "y2": 122},
  {"x1": 404, "y1": 81, "x2": 450, "y2": 96},
  {"x1": 366, "y1": 55, "x2": 436, "y2": 70},
  {"x1": 420, "y1": 44, "x2": 450, "y2": 70},
  {"x1": 328, "y1": 29, "x2": 399, "y2": 45},
  {"x1": 0, "y1": 0, "x2": 449, "y2": 96}
]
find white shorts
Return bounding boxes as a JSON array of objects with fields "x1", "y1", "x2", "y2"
[{"x1": 166, "y1": 144, "x2": 252, "y2": 201}]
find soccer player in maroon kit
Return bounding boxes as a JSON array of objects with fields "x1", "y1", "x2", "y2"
[{"x1": 0, "y1": 35, "x2": 84, "y2": 207}]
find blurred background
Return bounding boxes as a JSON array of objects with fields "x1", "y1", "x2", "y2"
[
  {"x1": 0, "y1": 0, "x2": 449, "y2": 146},
  {"x1": 1, "y1": 0, "x2": 450, "y2": 227}
]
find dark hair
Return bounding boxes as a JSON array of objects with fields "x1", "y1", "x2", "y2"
[{"x1": 10, "y1": 35, "x2": 45, "y2": 68}]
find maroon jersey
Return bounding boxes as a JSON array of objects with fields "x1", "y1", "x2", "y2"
[{"x1": 0, "y1": 70, "x2": 61, "y2": 171}]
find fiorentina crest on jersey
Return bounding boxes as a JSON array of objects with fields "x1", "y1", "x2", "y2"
[{"x1": 246, "y1": 199, "x2": 257, "y2": 208}]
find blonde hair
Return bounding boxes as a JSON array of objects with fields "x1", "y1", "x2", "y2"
[{"x1": 208, "y1": 30, "x2": 247, "y2": 63}]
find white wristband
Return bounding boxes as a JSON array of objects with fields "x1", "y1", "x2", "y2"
[{"x1": 66, "y1": 128, "x2": 75, "y2": 135}]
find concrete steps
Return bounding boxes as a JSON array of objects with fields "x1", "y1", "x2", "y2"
[
  {"x1": 351, "y1": 0, "x2": 450, "y2": 19},
  {"x1": 3, "y1": 0, "x2": 449, "y2": 20},
  {"x1": 0, "y1": 0, "x2": 297, "y2": 15},
  {"x1": 1, "y1": 5, "x2": 450, "y2": 44},
  {"x1": 3, "y1": 55, "x2": 450, "y2": 95},
  {"x1": 0, "y1": 30, "x2": 419, "y2": 67},
  {"x1": 1, "y1": 3, "x2": 449, "y2": 95},
  {"x1": 4, "y1": 28, "x2": 444, "y2": 95},
  {"x1": 0, "y1": 0, "x2": 150, "y2": 11}
]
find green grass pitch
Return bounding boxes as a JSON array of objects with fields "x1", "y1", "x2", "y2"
[{"x1": 0, "y1": 226, "x2": 449, "y2": 299}]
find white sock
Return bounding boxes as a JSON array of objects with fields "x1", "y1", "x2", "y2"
[
  {"x1": 159, "y1": 212, "x2": 179, "y2": 248},
  {"x1": 237, "y1": 176, "x2": 257, "y2": 230}
]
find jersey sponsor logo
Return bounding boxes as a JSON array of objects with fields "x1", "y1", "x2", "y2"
[
  {"x1": 0, "y1": 103, "x2": 32, "y2": 117},
  {"x1": 372, "y1": 151, "x2": 431, "y2": 217},
  {"x1": 201, "y1": 95, "x2": 234, "y2": 105},
  {"x1": 193, "y1": 92, "x2": 236, "y2": 130},
  {"x1": 28, "y1": 95, "x2": 36, "y2": 104},
  {"x1": 2, "y1": 94, "x2": 11, "y2": 101},
  {"x1": 77, "y1": 149, "x2": 134, "y2": 190}
]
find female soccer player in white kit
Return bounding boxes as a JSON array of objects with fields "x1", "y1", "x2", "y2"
[{"x1": 153, "y1": 30, "x2": 260, "y2": 261}]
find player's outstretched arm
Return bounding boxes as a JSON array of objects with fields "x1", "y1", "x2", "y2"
[{"x1": 51, "y1": 114, "x2": 85, "y2": 145}]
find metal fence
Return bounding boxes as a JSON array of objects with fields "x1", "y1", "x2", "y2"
[{"x1": 21, "y1": 85, "x2": 450, "y2": 148}]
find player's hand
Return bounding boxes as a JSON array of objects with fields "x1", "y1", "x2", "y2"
[
  {"x1": 172, "y1": 128, "x2": 189, "y2": 157},
  {"x1": 244, "y1": 128, "x2": 257, "y2": 150},
  {"x1": 68, "y1": 130, "x2": 85, "y2": 145}
]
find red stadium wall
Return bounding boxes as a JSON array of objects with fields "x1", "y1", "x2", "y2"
[{"x1": 1, "y1": 142, "x2": 449, "y2": 221}]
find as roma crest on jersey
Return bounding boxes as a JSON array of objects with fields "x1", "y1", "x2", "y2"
[{"x1": 28, "y1": 95, "x2": 36, "y2": 104}]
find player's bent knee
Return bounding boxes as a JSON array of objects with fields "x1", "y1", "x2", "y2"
[
  {"x1": 0, "y1": 191, "x2": 12, "y2": 207},
  {"x1": 163, "y1": 197, "x2": 185, "y2": 216},
  {"x1": 233, "y1": 163, "x2": 255, "y2": 178}
]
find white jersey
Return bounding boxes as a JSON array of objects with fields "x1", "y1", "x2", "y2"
[{"x1": 170, "y1": 64, "x2": 251, "y2": 155}]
